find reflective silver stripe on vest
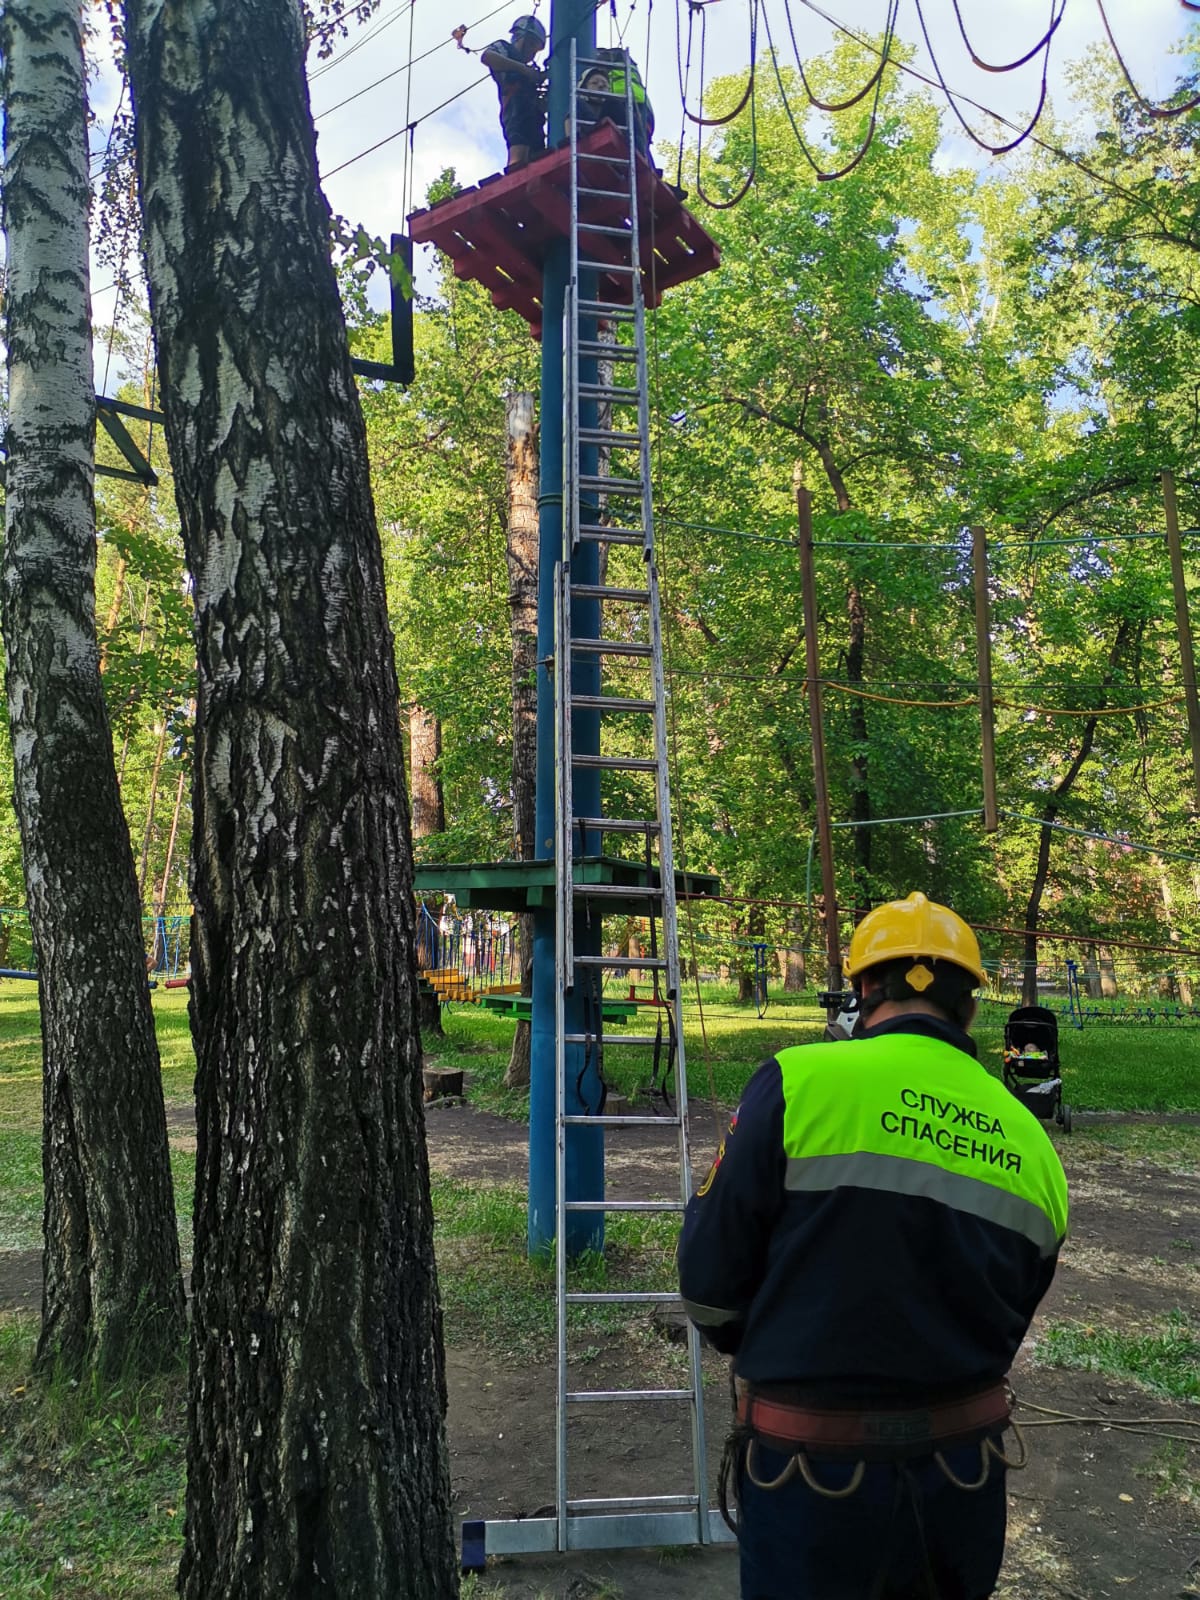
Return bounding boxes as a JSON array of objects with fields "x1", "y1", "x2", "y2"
[
  {"x1": 681, "y1": 1297, "x2": 742, "y2": 1327},
  {"x1": 784, "y1": 1151, "x2": 1061, "y2": 1257}
]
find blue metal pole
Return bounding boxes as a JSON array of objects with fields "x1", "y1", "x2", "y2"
[{"x1": 529, "y1": 0, "x2": 603, "y2": 1257}]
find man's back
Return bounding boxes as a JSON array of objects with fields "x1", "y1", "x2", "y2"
[{"x1": 678, "y1": 1015, "x2": 1068, "y2": 1401}]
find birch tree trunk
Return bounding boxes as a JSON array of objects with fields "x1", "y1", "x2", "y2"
[
  {"x1": 124, "y1": 0, "x2": 456, "y2": 1593},
  {"x1": 504, "y1": 392, "x2": 538, "y2": 1091},
  {"x1": 0, "y1": 0, "x2": 185, "y2": 1376}
]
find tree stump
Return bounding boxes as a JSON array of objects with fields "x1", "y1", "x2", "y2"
[{"x1": 423, "y1": 1065, "x2": 464, "y2": 1104}]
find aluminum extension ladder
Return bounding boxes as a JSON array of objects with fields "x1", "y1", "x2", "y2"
[{"x1": 546, "y1": 45, "x2": 728, "y2": 1556}]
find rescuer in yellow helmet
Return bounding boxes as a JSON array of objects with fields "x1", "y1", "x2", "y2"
[{"x1": 679, "y1": 891, "x2": 1067, "y2": 1600}]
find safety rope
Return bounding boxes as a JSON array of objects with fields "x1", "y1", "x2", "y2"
[{"x1": 820, "y1": 679, "x2": 1187, "y2": 719}]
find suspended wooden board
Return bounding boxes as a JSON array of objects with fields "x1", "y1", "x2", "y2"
[{"x1": 407, "y1": 122, "x2": 720, "y2": 338}]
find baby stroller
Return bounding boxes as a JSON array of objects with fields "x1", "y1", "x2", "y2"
[{"x1": 1003, "y1": 1005, "x2": 1072, "y2": 1133}]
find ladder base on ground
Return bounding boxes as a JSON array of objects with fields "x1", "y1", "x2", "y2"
[{"x1": 461, "y1": 1509, "x2": 736, "y2": 1567}]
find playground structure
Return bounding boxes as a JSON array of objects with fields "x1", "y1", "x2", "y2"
[{"x1": 0, "y1": 907, "x2": 192, "y2": 989}]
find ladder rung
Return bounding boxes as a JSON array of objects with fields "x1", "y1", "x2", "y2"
[
  {"x1": 560, "y1": 1103, "x2": 678, "y2": 1116},
  {"x1": 579, "y1": 341, "x2": 637, "y2": 361},
  {"x1": 579, "y1": 384, "x2": 638, "y2": 403},
  {"x1": 576, "y1": 885, "x2": 663, "y2": 903},
  {"x1": 578, "y1": 298, "x2": 636, "y2": 317},
  {"x1": 570, "y1": 639, "x2": 653, "y2": 658},
  {"x1": 573, "y1": 815, "x2": 659, "y2": 832},
  {"x1": 565, "y1": 1199, "x2": 684, "y2": 1212},
  {"x1": 580, "y1": 259, "x2": 638, "y2": 275},
  {"x1": 572, "y1": 695, "x2": 655, "y2": 713},
  {"x1": 566, "y1": 1291, "x2": 682, "y2": 1304},
  {"x1": 566, "y1": 1493, "x2": 699, "y2": 1511},
  {"x1": 571, "y1": 754, "x2": 657, "y2": 771},
  {"x1": 579, "y1": 429, "x2": 641, "y2": 447},
  {"x1": 579, "y1": 524, "x2": 642, "y2": 539},
  {"x1": 577, "y1": 527, "x2": 644, "y2": 547},
  {"x1": 578, "y1": 221, "x2": 635, "y2": 240},
  {"x1": 575, "y1": 954, "x2": 667, "y2": 970},
  {"x1": 580, "y1": 475, "x2": 641, "y2": 495},
  {"x1": 571, "y1": 583, "x2": 650, "y2": 602},
  {"x1": 578, "y1": 151, "x2": 631, "y2": 166}
]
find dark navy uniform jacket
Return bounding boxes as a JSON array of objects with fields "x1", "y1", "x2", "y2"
[
  {"x1": 677, "y1": 1015, "x2": 1068, "y2": 1405},
  {"x1": 484, "y1": 40, "x2": 545, "y2": 151}
]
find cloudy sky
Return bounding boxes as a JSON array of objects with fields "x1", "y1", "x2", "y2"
[{"x1": 85, "y1": 0, "x2": 1196, "y2": 328}]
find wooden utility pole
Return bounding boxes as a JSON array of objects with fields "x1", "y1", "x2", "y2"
[
  {"x1": 972, "y1": 526, "x2": 999, "y2": 832},
  {"x1": 1162, "y1": 471, "x2": 1200, "y2": 816},
  {"x1": 797, "y1": 487, "x2": 842, "y2": 996}
]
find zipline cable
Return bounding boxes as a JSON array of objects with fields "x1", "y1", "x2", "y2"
[{"x1": 312, "y1": 0, "x2": 515, "y2": 120}]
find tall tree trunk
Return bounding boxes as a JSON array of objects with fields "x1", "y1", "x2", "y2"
[
  {"x1": 783, "y1": 910, "x2": 807, "y2": 992},
  {"x1": 504, "y1": 392, "x2": 538, "y2": 1091},
  {"x1": 846, "y1": 581, "x2": 872, "y2": 918},
  {"x1": 117, "y1": 583, "x2": 152, "y2": 785},
  {"x1": 409, "y1": 705, "x2": 445, "y2": 840},
  {"x1": 1021, "y1": 620, "x2": 1131, "y2": 1004},
  {"x1": 1, "y1": 0, "x2": 184, "y2": 1376},
  {"x1": 124, "y1": 1, "x2": 457, "y2": 1593},
  {"x1": 98, "y1": 552, "x2": 128, "y2": 674},
  {"x1": 137, "y1": 712, "x2": 170, "y2": 902},
  {"x1": 156, "y1": 763, "x2": 188, "y2": 914}
]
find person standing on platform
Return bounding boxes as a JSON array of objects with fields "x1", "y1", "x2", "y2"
[
  {"x1": 678, "y1": 892, "x2": 1068, "y2": 1600},
  {"x1": 481, "y1": 16, "x2": 548, "y2": 170}
]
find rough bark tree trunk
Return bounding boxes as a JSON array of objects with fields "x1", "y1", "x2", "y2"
[
  {"x1": 783, "y1": 910, "x2": 807, "y2": 992},
  {"x1": 1, "y1": 0, "x2": 185, "y2": 1377},
  {"x1": 409, "y1": 705, "x2": 445, "y2": 840},
  {"x1": 124, "y1": 0, "x2": 457, "y2": 1592},
  {"x1": 504, "y1": 392, "x2": 539, "y2": 1091},
  {"x1": 1021, "y1": 620, "x2": 1131, "y2": 1004}
]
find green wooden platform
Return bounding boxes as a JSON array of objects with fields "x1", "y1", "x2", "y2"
[
  {"x1": 478, "y1": 994, "x2": 640, "y2": 1022},
  {"x1": 413, "y1": 855, "x2": 721, "y2": 916}
]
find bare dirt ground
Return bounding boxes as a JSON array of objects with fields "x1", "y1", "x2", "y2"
[{"x1": 2, "y1": 1099, "x2": 1197, "y2": 1599}]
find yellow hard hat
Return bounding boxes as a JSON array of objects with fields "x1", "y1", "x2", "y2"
[{"x1": 846, "y1": 892, "x2": 985, "y2": 988}]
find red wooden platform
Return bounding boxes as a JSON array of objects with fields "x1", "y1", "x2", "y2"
[{"x1": 407, "y1": 122, "x2": 720, "y2": 338}]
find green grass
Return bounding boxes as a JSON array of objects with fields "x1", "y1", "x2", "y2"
[
  {"x1": 0, "y1": 1131, "x2": 41, "y2": 1251},
  {"x1": 1136, "y1": 1440, "x2": 1198, "y2": 1505},
  {"x1": 429, "y1": 994, "x2": 1200, "y2": 1120},
  {"x1": 0, "y1": 1315, "x2": 186, "y2": 1599},
  {"x1": 1034, "y1": 1311, "x2": 1200, "y2": 1402},
  {"x1": 1070, "y1": 1122, "x2": 1200, "y2": 1173},
  {"x1": 432, "y1": 1172, "x2": 685, "y2": 1362}
]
